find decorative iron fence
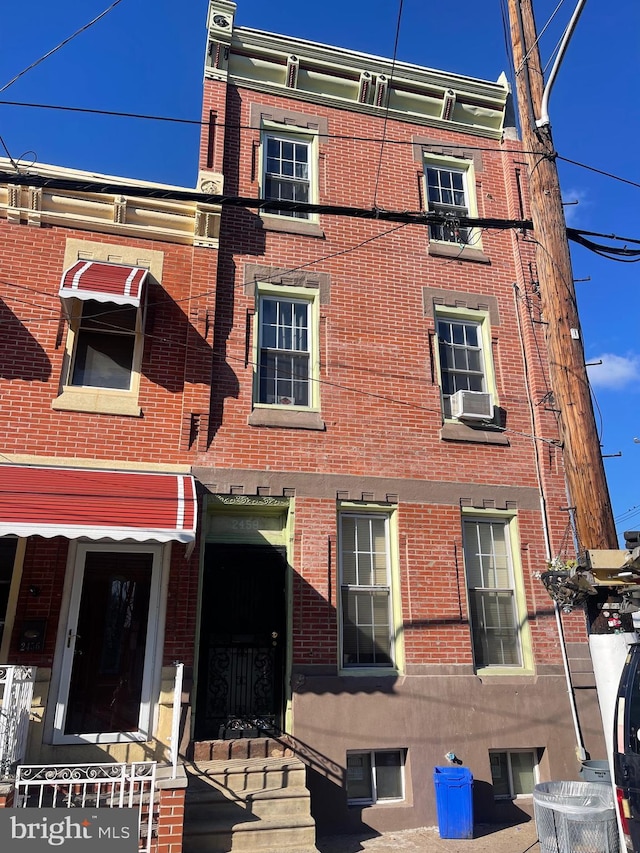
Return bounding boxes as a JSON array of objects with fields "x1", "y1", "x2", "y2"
[
  {"x1": 0, "y1": 665, "x2": 35, "y2": 779},
  {"x1": 14, "y1": 762, "x2": 157, "y2": 853}
]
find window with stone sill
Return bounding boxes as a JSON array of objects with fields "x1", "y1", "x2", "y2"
[
  {"x1": 339, "y1": 513, "x2": 397, "y2": 669},
  {"x1": 435, "y1": 306, "x2": 496, "y2": 422},
  {"x1": 424, "y1": 155, "x2": 482, "y2": 252},
  {"x1": 254, "y1": 285, "x2": 320, "y2": 412},
  {"x1": 262, "y1": 131, "x2": 315, "y2": 220},
  {"x1": 462, "y1": 514, "x2": 532, "y2": 672}
]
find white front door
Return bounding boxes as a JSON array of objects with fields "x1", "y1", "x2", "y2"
[{"x1": 53, "y1": 543, "x2": 163, "y2": 744}]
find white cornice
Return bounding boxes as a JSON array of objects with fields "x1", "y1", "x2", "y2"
[
  {"x1": 235, "y1": 27, "x2": 508, "y2": 100},
  {"x1": 206, "y1": 20, "x2": 508, "y2": 139},
  {"x1": 0, "y1": 159, "x2": 221, "y2": 248}
]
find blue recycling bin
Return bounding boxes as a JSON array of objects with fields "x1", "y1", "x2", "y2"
[{"x1": 433, "y1": 766, "x2": 473, "y2": 839}]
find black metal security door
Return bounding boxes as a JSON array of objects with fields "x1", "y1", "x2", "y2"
[{"x1": 195, "y1": 544, "x2": 287, "y2": 740}]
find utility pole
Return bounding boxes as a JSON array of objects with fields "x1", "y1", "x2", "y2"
[
  {"x1": 507, "y1": 12, "x2": 630, "y2": 833},
  {"x1": 506, "y1": 0, "x2": 617, "y2": 553}
]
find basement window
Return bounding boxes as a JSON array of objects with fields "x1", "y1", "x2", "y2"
[
  {"x1": 346, "y1": 749, "x2": 405, "y2": 805},
  {"x1": 490, "y1": 750, "x2": 538, "y2": 799}
]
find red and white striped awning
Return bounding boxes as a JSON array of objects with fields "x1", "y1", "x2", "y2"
[
  {"x1": 59, "y1": 261, "x2": 148, "y2": 307},
  {"x1": 0, "y1": 465, "x2": 197, "y2": 543}
]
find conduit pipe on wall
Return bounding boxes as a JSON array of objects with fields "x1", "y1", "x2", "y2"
[{"x1": 512, "y1": 283, "x2": 586, "y2": 760}]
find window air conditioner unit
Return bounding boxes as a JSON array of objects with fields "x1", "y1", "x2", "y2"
[{"x1": 450, "y1": 390, "x2": 493, "y2": 421}]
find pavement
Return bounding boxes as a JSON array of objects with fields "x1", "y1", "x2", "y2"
[{"x1": 316, "y1": 821, "x2": 540, "y2": 853}]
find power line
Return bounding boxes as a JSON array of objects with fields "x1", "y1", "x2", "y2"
[
  {"x1": 558, "y1": 155, "x2": 640, "y2": 191},
  {"x1": 0, "y1": 0, "x2": 125, "y2": 94},
  {"x1": 3, "y1": 167, "x2": 639, "y2": 261},
  {"x1": 0, "y1": 168, "x2": 533, "y2": 230},
  {"x1": 2, "y1": 95, "x2": 639, "y2": 193},
  {"x1": 372, "y1": 0, "x2": 404, "y2": 209}
]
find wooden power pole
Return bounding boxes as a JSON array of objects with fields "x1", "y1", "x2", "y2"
[{"x1": 506, "y1": 0, "x2": 617, "y2": 553}]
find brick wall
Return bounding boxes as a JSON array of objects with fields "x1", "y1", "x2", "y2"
[
  {"x1": 193, "y1": 77, "x2": 588, "y2": 665},
  {"x1": 0, "y1": 224, "x2": 216, "y2": 465},
  {"x1": 153, "y1": 788, "x2": 185, "y2": 853}
]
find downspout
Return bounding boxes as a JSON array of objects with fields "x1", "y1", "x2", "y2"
[{"x1": 513, "y1": 283, "x2": 586, "y2": 760}]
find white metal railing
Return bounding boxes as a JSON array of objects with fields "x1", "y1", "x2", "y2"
[
  {"x1": 170, "y1": 661, "x2": 184, "y2": 779},
  {"x1": 14, "y1": 762, "x2": 157, "y2": 853},
  {"x1": 0, "y1": 665, "x2": 35, "y2": 779}
]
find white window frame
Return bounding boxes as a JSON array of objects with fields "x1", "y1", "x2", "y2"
[
  {"x1": 424, "y1": 155, "x2": 480, "y2": 248},
  {"x1": 346, "y1": 749, "x2": 406, "y2": 805},
  {"x1": 66, "y1": 298, "x2": 144, "y2": 392},
  {"x1": 261, "y1": 127, "x2": 317, "y2": 220},
  {"x1": 489, "y1": 749, "x2": 539, "y2": 799},
  {"x1": 462, "y1": 512, "x2": 533, "y2": 674},
  {"x1": 253, "y1": 284, "x2": 319, "y2": 411},
  {"x1": 434, "y1": 306, "x2": 496, "y2": 420},
  {"x1": 339, "y1": 511, "x2": 399, "y2": 671}
]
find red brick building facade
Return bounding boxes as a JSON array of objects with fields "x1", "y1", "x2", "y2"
[
  {"x1": 188, "y1": 0, "x2": 604, "y2": 835},
  {"x1": 0, "y1": 0, "x2": 605, "y2": 844}
]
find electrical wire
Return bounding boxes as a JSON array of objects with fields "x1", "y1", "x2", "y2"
[
  {"x1": 558, "y1": 155, "x2": 640, "y2": 191},
  {"x1": 515, "y1": 0, "x2": 567, "y2": 74},
  {"x1": 2, "y1": 96, "x2": 639, "y2": 192},
  {"x1": 372, "y1": 0, "x2": 404, "y2": 210},
  {"x1": 616, "y1": 505, "x2": 640, "y2": 525},
  {"x1": 3, "y1": 164, "x2": 639, "y2": 268},
  {"x1": 0, "y1": 0, "x2": 125, "y2": 94},
  {"x1": 0, "y1": 98, "x2": 571, "y2": 157},
  {"x1": 0, "y1": 135, "x2": 18, "y2": 171},
  {"x1": 567, "y1": 230, "x2": 640, "y2": 263}
]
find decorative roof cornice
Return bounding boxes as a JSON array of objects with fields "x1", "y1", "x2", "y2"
[
  {"x1": 0, "y1": 159, "x2": 221, "y2": 248},
  {"x1": 205, "y1": 4, "x2": 510, "y2": 139}
]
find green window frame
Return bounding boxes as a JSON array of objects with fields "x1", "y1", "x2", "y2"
[
  {"x1": 253, "y1": 283, "x2": 320, "y2": 411},
  {"x1": 262, "y1": 129, "x2": 316, "y2": 220},
  {"x1": 434, "y1": 306, "x2": 496, "y2": 419},
  {"x1": 462, "y1": 514, "x2": 532, "y2": 673},
  {"x1": 424, "y1": 155, "x2": 480, "y2": 247},
  {"x1": 339, "y1": 513, "x2": 395, "y2": 669}
]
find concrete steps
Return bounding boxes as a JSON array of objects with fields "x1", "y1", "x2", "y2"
[{"x1": 183, "y1": 751, "x2": 318, "y2": 853}]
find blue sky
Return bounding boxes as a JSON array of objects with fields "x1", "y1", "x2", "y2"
[{"x1": 1, "y1": 1, "x2": 639, "y2": 541}]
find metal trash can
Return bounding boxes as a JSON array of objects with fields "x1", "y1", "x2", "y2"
[
  {"x1": 533, "y1": 780, "x2": 619, "y2": 853},
  {"x1": 433, "y1": 766, "x2": 473, "y2": 839},
  {"x1": 580, "y1": 760, "x2": 611, "y2": 783}
]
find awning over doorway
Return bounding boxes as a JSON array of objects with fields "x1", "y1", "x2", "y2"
[
  {"x1": 59, "y1": 261, "x2": 148, "y2": 307},
  {"x1": 0, "y1": 465, "x2": 197, "y2": 543}
]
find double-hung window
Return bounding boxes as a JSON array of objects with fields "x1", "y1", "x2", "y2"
[
  {"x1": 437, "y1": 316, "x2": 486, "y2": 417},
  {"x1": 434, "y1": 304, "x2": 498, "y2": 421},
  {"x1": 257, "y1": 294, "x2": 311, "y2": 407},
  {"x1": 426, "y1": 165, "x2": 470, "y2": 243},
  {"x1": 263, "y1": 133, "x2": 312, "y2": 219},
  {"x1": 463, "y1": 517, "x2": 526, "y2": 669},
  {"x1": 347, "y1": 749, "x2": 405, "y2": 804},
  {"x1": 424, "y1": 155, "x2": 479, "y2": 247},
  {"x1": 339, "y1": 514, "x2": 394, "y2": 668}
]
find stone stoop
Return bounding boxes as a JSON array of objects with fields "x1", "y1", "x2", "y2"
[{"x1": 183, "y1": 749, "x2": 318, "y2": 853}]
